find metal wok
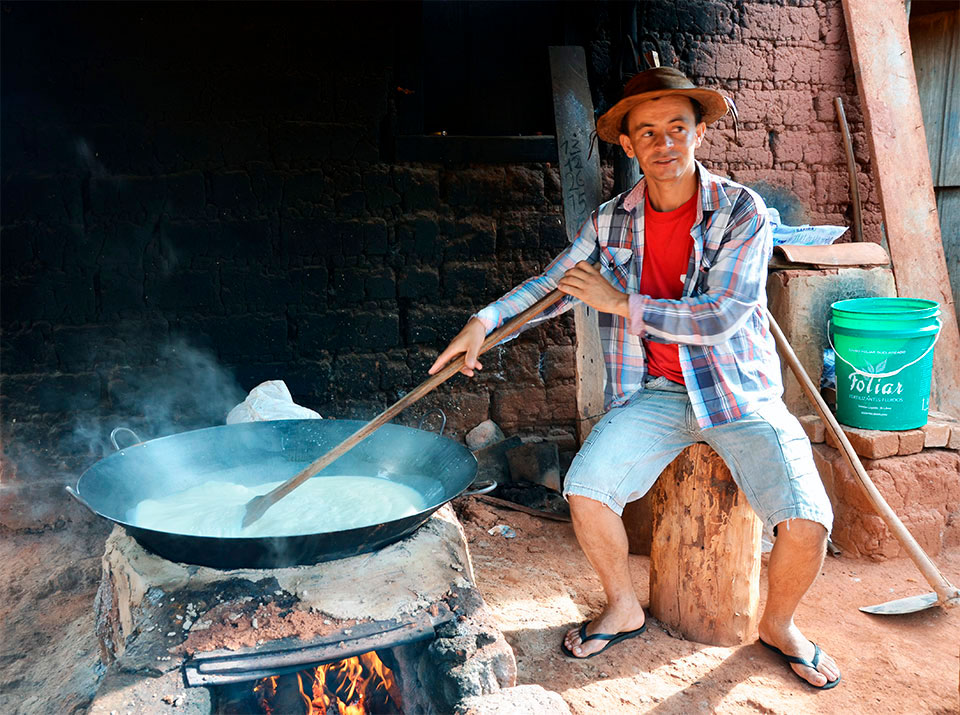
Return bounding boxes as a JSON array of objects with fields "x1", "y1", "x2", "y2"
[{"x1": 66, "y1": 418, "x2": 479, "y2": 569}]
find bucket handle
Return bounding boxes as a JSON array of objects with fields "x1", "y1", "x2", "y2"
[{"x1": 828, "y1": 318, "x2": 942, "y2": 379}]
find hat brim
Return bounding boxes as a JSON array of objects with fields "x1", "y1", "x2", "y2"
[{"x1": 596, "y1": 88, "x2": 729, "y2": 144}]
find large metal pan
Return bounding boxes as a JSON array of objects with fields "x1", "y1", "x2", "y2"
[{"x1": 66, "y1": 417, "x2": 479, "y2": 569}]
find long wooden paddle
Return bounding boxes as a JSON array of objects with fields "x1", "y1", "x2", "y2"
[
  {"x1": 767, "y1": 309, "x2": 960, "y2": 613},
  {"x1": 241, "y1": 289, "x2": 566, "y2": 528}
]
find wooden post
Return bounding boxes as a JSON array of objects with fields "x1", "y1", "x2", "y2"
[
  {"x1": 842, "y1": 0, "x2": 960, "y2": 414},
  {"x1": 648, "y1": 444, "x2": 762, "y2": 647},
  {"x1": 550, "y1": 46, "x2": 606, "y2": 444}
]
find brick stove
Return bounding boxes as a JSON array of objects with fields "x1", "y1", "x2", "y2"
[{"x1": 88, "y1": 505, "x2": 517, "y2": 714}]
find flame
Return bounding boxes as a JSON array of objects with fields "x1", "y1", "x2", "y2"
[{"x1": 251, "y1": 651, "x2": 401, "y2": 714}]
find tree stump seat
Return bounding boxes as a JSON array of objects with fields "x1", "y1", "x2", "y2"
[{"x1": 621, "y1": 443, "x2": 763, "y2": 646}]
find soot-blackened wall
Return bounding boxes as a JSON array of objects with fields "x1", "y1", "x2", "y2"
[{"x1": 1, "y1": 1, "x2": 874, "y2": 485}]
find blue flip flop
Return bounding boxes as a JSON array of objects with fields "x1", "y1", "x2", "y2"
[
  {"x1": 560, "y1": 620, "x2": 647, "y2": 659},
  {"x1": 758, "y1": 638, "x2": 841, "y2": 690}
]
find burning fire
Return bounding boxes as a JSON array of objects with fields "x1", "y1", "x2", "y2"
[{"x1": 252, "y1": 651, "x2": 402, "y2": 715}]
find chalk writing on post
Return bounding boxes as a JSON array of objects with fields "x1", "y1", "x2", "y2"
[{"x1": 559, "y1": 135, "x2": 588, "y2": 235}]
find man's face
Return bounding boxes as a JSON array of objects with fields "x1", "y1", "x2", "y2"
[{"x1": 618, "y1": 95, "x2": 706, "y2": 183}]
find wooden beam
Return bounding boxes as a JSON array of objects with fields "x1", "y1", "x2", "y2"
[
  {"x1": 842, "y1": 0, "x2": 960, "y2": 413},
  {"x1": 549, "y1": 46, "x2": 606, "y2": 443}
]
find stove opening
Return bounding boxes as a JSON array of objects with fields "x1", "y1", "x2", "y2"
[{"x1": 216, "y1": 650, "x2": 402, "y2": 714}]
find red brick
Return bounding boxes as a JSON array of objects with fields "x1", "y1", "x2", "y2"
[
  {"x1": 502, "y1": 342, "x2": 543, "y2": 385},
  {"x1": 818, "y1": 49, "x2": 851, "y2": 86},
  {"x1": 811, "y1": 443, "x2": 836, "y2": 497},
  {"x1": 742, "y1": 147, "x2": 774, "y2": 167},
  {"x1": 898, "y1": 430, "x2": 925, "y2": 455},
  {"x1": 545, "y1": 382, "x2": 577, "y2": 421},
  {"x1": 783, "y1": 6, "x2": 821, "y2": 42},
  {"x1": 825, "y1": 423, "x2": 899, "y2": 459},
  {"x1": 739, "y1": 47, "x2": 770, "y2": 82},
  {"x1": 713, "y1": 43, "x2": 742, "y2": 80},
  {"x1": 491, "y1": 386, "x2": 546, "y2": 426},
  {"x1": 741, "y1": 4, "x2": 781, "y2": 39},
  {"x1": 949, "y1": 429, "x2": 960, "y2": 451},
  {"x1": 814, "y1": 170, "x2": 849, "y2": 205},
  {"x1": 772, "y1": 46, "x2": 821, "y2": 84},
  {"x1": 782, "y1": 93, "x2": 816, "y2": 127},
  {"x1": 792, "y1": 172, "x2": 815, "y2": 203},
  {"x1": 922, "y1": 421, "x2": 950, "y2": 448},
  {"x1": 732, "y1": 88, "x2": 764, "y2": 124},
  {"x1": 775, "y1": 138, "x2": 804, "y2": 164},
  {"x1": 542, "y1": 345, "x2": 575, "y2": 382},
  {"x1": 928, "y1": 412, "x2": 960, "y2": 450},
  {"x1": 824, "y1": 6, "x2": 847, "y2": 45},
  {"x1": 800, "y1": 415, "x2": 825, "y2": 443}
]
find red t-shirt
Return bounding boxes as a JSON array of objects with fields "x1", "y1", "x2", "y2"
[{"x1": 640, "y1": 190, "x2": 697, "y2": 384}]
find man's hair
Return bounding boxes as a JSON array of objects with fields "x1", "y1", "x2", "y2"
[{"x1": 620, "y1": 98, "x2": 704, "y2": 136}]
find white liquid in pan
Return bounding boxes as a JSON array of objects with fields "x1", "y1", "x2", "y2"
[{"x1": 129, "y1": 467, "x2": 430, "y2": 538}]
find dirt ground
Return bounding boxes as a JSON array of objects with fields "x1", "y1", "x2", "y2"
[
  {"x1": 455, "y1": 498, "x2": 960, "y2": 714},
  {"x1": 1, "y1": 500, "x2": 959, "y2": 714}
]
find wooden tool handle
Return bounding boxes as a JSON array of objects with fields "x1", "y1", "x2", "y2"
[
  {"x1": 834, "y1": 97, "x2": 864, "y2": 245},
  {"x1": 767, "y1": 310, "x2": 960, "y2": 607},
  {"x1": 243, "y1": 290, "x2": 566, "y2": 525}
]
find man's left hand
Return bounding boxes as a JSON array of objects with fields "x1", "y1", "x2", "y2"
[{"x1": 557, "y1": 261, "x2": 630, "y2": 317}]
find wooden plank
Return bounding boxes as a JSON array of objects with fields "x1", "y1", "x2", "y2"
[
  {"x1": 549, "y1": 46, "x2": 606, "y2": 443},
  {"x1": 910, "y1": 11, "x2": 951, "y2": 183},
  {"x1": 910, "y1": 10, "x2": 960, "y2": 187},
  {"x1": 938, "y1": 188, "x2": 960, "y2": 329},
  {"x1": 939, "y1": 12, "x2": 960, "y2": 186},
  {"x1": 842, "y1": 0, "x2": 960, "y2": 413}
]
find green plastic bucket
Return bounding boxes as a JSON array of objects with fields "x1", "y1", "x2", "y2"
[{"x1": 830, "y1": 297, "x2": 941, "y2": 430}]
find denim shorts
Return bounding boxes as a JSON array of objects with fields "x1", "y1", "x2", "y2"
[{"x1": 562, "y1": 377, "x2": 833, "y2": 535}]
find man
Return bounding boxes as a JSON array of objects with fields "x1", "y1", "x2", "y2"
[{"x1": 429, "y1": 67, "x2": 840, "y2": 690}]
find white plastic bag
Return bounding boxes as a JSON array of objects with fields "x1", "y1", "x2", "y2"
[
  {"x1": 767, "y1": 207, "x2": 848, "y2": 247},
  {"x1": 226, "y1": 380, "x2": 321, "y2": 424}
]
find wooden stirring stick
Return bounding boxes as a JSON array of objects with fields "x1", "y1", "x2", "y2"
[{"x1": 241, "y1": 289, "x2": 565, "y2": 528}]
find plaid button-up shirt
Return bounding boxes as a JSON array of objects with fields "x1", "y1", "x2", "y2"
[{"x1": 474, "y1": 162, "x2": 783, "y2": 429}]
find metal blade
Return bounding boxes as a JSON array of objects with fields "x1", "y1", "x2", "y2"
[{"x1": 859, "y1": 591, "x2": 939, "y2": 615}]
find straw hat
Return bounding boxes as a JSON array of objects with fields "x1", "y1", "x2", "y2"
[{"x1": 596, "y1": 67, "x2": 730, "y2": 144}]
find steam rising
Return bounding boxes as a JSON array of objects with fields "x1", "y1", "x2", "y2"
[{"x1": 4, "y1": 339, "x2": 246, "y2": 482}]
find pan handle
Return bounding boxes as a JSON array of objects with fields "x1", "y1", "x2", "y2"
[
  {"x1": 64, "y1": 485, "x2": 98, "y2": 516},
  {"x1": 417, "y1": 409, "x2": 447, "y2": 437},
  {"x1": 463, "y1": 479, "x2": 497, "y2": 496},
  {"x1": 110, "y1": 426, "x2": 143, "y2": 451}
]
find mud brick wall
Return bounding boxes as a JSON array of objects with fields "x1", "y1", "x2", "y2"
[
  {"x1": 1, "y1": 1, "x2": 875, "y2": 483},
  {"x1": 634, "y1": 1, "x2": 882, "y2": 242}
]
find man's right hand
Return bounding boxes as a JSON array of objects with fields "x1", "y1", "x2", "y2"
[{"x1": 428, "y1": 318, "x2": 487, "y2": 377}]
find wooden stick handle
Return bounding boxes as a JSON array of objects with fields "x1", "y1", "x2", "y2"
[
  {"x1": 834, "y1": 97, "x2": 864, "y2": 245},
  {"x1": 260, "y1": 290, "x2": 567, "y2": 506},
  {"x1": 767, "y1": 310, "x2": 959, "y2": 607}
]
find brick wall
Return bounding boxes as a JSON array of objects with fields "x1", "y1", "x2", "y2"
[
  {"x1": 639, "y1": 0, "x2": 882, "y2": 239},
  {"x1": 1, "y1": 1, "x2": 877, "y2": 482}
]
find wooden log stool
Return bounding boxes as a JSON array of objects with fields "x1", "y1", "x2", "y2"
[{"x1": 621, "y1": 443, "x2": 763, "y2": 646}]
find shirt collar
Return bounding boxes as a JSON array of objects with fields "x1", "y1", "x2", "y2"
[{"x1": 621, "y1": 161, "x2": 730, "y2": 214}]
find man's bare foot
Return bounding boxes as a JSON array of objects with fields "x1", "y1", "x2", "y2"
[
  {"x1": 757, "y1": 622, "x2": 840, "y2": 688},
  {"x1": 562, "y1": 601, "x2": 646, "y2": 658}
]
